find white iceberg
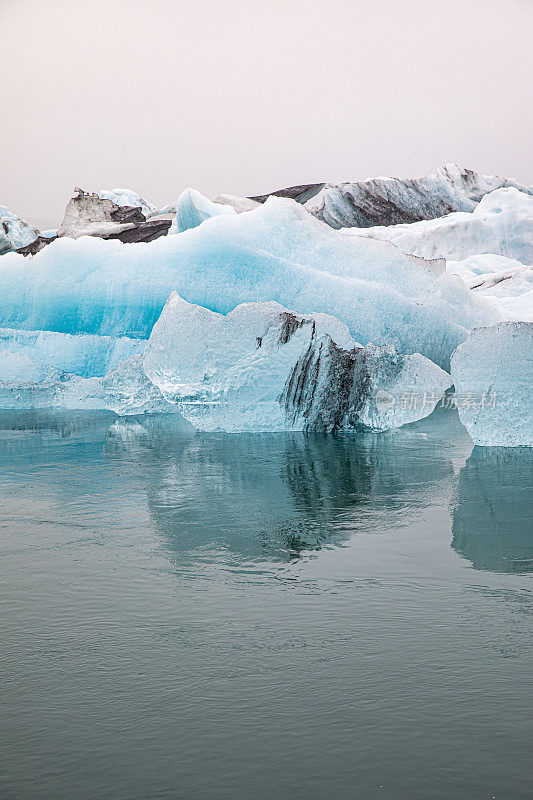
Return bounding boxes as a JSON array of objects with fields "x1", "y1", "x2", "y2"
[
  {"x1": 143, "y1": 293, "x2": 452, "y2": 432},
  {"x1": 346, "y1": 188, "x2": 533, "y2": 264},
  {"x1": 1, "y1": 205, "x2": 38, "y2": 255},
  {"x1": 98, "y1": 188, "x2": 159, "y2": 218},
  {"x1": 447, "y1": 255, "x2": 533, "y2": 322},
  {"x1": 450, "y1": 322, "x2": 533, "y2": 446},
  {"x1": 55, "y1": 188, "x2": 171, "y2": 244},
  {"x1": 0, "y1": 197, "x2": 498, "y2": 368},
  {"x1": 169, "y1": 188, "x2": 236, "y2": 233},
  {"x1": 212, "y1": 193, "x2": 260, "y2": 214},
  {"x1": 0, "y1": 296, "x2": 451, "y2": 429},
  {"x1": 303, "y1": 164, "x2": 532, "y2": 229}
]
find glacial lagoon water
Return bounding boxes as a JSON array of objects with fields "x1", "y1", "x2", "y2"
[{"x1": 1, "y1": 408, "x2": 532, "y2": 800}]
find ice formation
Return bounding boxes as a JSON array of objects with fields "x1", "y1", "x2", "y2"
[
  {"x1": 303, "y1": 165, "x2": 533, "y2": 229},
  {"x1": 0, "y1": 197, "x2": 498, "y2": 368},
  {"x1": 170, "y1": 188, "x2": 237, "y2": 233},
  {"x1": 448, "y1": 255, "x2": 533, "y2": 322},
  {"x1": 0, "y1": 205, "x2": 38, "y2": 255},
  {"x1": 211, "y1": 194, "x2": 260, "y2": 213},
  {"x1": 0, "y1": 295, "x2": 451, "y2": 430},
  {"x1": 450, "y1": 322, "x2": 533, "y2": 446},
  {"x1": 0, "y1": 352, "x2": 176, "y2": 415},
  {"x1": 251, "y1": 183, "x2": 326, "y2": 205},
  {"x1": 143, "y1": 294, "x2": 452, "y2": 432},
  {"x1": 0, "y1": 327, "x2": 144, "y2": 377},
  {"x1": 98, "y1": 188, "x2": 158, "y2": 218},
  {"x1": 1, "y1": 165, "x2": 531, "y2": 440},
  {"x1": 56, "y1": 188, "x2": 171, "y2": 244},
  {"x1": 347, "y1": 188, "x2": 533, "y2": 264}
]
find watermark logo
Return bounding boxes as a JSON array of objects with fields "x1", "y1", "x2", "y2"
[
  {"x1": 373, "y1": 389, "x2": 498, "y2": 412},
  {"x1": 375, "y1": 389, "x2": 396, "y2": 411}
]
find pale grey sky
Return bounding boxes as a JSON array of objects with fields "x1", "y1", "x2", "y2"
[{"x1": 2, "y1": 0, "x2": 532, "y2": 228}]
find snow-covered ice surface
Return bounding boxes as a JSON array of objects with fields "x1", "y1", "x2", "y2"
[
  {"x1": 170, "y1": 188, "x2": 236, "y2": 233},
  {"x1": 0, "y1": 328, "x2": 145, "y2": 377},
  {"x1": 448, "y1": 255, "x2": 533, "y2": 322},
  {"x1": 212, "y1": 193, "x2": 260, "y2": 213},
  {"x1": 304, "y1": 164, "x2": 533, "y2": 229},
  {"x1": 143, "y1": 294, "x2": 452, "y2": 432},
  {"x1": 347, "y1": 188, "x2": 533, "y2": 264},
  {"x1": 0, "y1": 197, "x2": 498, "y2": 368},
  {"x1": 450, "y1": 322, "x2": 533, "y2": 447},
  {"x1": 344, "y1": 186, "x2": 533, "y2": 329},
  {"x1": 98, "y1": 188, "x2": 158, "y2": 218},
  {"x1": 0, "y1": 205, "x2": 38, "y2": 255}
]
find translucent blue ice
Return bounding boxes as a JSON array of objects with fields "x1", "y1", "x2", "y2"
[
  {"x1": 0, "y1": 327, "x2": 144, "y2": 377},
  {"x1": 450, "y1": 321, "x2": 533, "y2": 446},
  {"x1": 0, "y1": 198, "x2": 499, "y2": 367},
  {"x1": 170, "y1": 188, "x2": 236, "y2": 233}
]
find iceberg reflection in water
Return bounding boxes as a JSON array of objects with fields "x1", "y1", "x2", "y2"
[
  {"x1": 452, "y1": 447, "x2": 533, "y2": 573},
  {"x1": 103, "y1": 410, "x2": 464, "y2": 563},
  {"x1": 1, "y1": 408, "x2": 530, "y2": 574},
  {"x1": 1, "y1": 408, "x2": 532, "y2": 800}
]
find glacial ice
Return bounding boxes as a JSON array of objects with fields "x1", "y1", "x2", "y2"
[
  {"x1": 0, "y1": 352, "x2": 176, "y2": 415},
  {"x1": 450, "y1": 322, "x2": 533, "y2": 446},
  {"x1": 2, "y1": 163, "x2": 532, "y2": 438},
  {"x1": 0, "y1": 197, "x2": 499, "y2": 368},
  {"x1": 303, "y1": 164, "x2": 533, "y2": 229},
  {"x1": 1, "y1": 205, "x2": 38, "y2": 255},
  {"x1": 0, "y1": 296, "x2": 451, "y2": 430},
  {"x1": 143, "y1": 293, "x2": 452, "y2": 432},
  {"x1": 347, "y1": 188, "x2": 533, "y2": 264},
  {"x1": 56, "y1": 188, "x2": 171, "y2": 244},
  {"x1": 91, "y1": 355, "x2": 179, "y2": 415},
  {"x1": 448, "y1": 255, "x2": 533, "y2": 322},
  {"x1": 251, "y1": 183, "x2": 325, "y2": 205},
  {"x1": 211, "y1": 194, "x2": 260, "y2": 214},
  {"x1": 170, "y1": 188, "x2": 236, "y2": 233},
  {"x1": 98, "y1": 188, "x2": 158, "y2": 218},
  {"x1": 0, "y1": 327, "x2": 145, "y2": 377}
]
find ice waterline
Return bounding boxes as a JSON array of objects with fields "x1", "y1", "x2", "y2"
[{"x1": 0, "y1": 167, "x2": 531, "y2": 444}]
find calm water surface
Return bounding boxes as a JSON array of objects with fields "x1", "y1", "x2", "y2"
[{"x1": 1, "y1": 409, "x2": 532, "y2": 800}]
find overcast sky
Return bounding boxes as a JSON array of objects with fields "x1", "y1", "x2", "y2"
[{"x1": 2, "y1": 0, "x2": 532, "y2": 228}]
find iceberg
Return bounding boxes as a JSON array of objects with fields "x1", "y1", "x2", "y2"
[
  {"x1": 143, "y1": 293, "x2": 452, "y2": 432},
  {"x1": 251, "y1": 183, "x2": 326, "y2": 205},
  {"x1": 16, "y1": 232, "x2": 58, "y2": 257},
  {"x1": 211, "y1": 194, "x2": 260, "y2": 214},
  {"x1": 0, "y1": 296, "x2": 451, "y2": 429},
  {"x1": 0, "y1": 327, "x2": 145, "y2": 377},
  {"x1": 97, "y1": 188, "x2": 158, "y2": 218},
  {"x1": 448, "y1": 255, "x2": 533, "y2": 322},
  {"x1": 0, "y1": 197, "x2": 498, "y2": 368},
  {"x1": 170, "y1": 188, "x2": 236, "y2": 233},
  {"x1": 87, "y1": 355, "x2": 179, "y2": 415},
  {"x1": 303, "y1": 164, "x2": 533, "y2": 229},
  {"x1": 56, "y1": 187, "x2": 171, "y2": 244},
  {"x1": 450, "y1": 322, "x2": 533, "y2": 446},
  {"x1": 347, "y1": 188, "x2": 533, "y2": 264},
  {"x1": 0, "y1": 352, "x2": 176, "y2": 415},
  {"x1": 1, "y1": 205, "x2": 38, "y2": 255}
]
